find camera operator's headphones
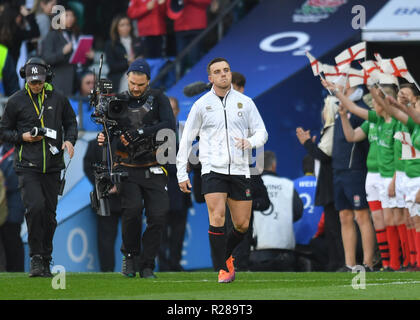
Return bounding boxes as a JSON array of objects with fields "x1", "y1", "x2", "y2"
[{"x1": 19, "y1": 57, "x2": 54, "y2": 83}]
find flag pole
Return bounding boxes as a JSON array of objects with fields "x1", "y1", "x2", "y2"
[{"x1": 319, "y1": 72, "x2": 333, "y2": 95}]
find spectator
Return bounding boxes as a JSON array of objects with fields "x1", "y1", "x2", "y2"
[
  {"x1": 104, "y1": 14, "x2": 142, "y2": 93},
  {"x1": 249, "y1": 151, "x2": 303, "y2": 271},
  {"x1": 293, "y1": 154, "x2": 323, "y2": 246},
  {"x1": 32, "y1": 0, "x2": 57, "y2": 54},
  {"x1": 83, "y1": 0, "x2": 130, "y2": 50},
  {"x1": 296, "y1": 95, "x2": 345, "y2": 271},
  {"x1": 127, "y1": 0, "x2": 167, "y2": 58},
  {"x1": 0, "y1": 3, "x2": 40, "y2": 68},
  {"x1": 204, "y1": 0, "x2": 233, "y2": 52},
  {"x1": 41, "y1": 7, "x2": 94, "y2": 96},
  {"x1": 0, "y1": 141, "x2": 25, "y2": 272},
  {"x1": 0, "y1": 44, "x2": 20, "y2": 96},
  {"x1": 169, "y1": 0, "x2": 212, "y2": 75},
  {"x1": 69, "y1": 71, "x2": 101, "y2": 131},
  {"x1": 83, "y1": 138, "x2": 123, "y2": 272},
  {"x1": 158, "y1": 96, "x2": 192, "y2": 271}
]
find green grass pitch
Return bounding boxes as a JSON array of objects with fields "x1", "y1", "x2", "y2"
[{"x1": 1, "y1": 271, "x2": 419, "y2": 300}]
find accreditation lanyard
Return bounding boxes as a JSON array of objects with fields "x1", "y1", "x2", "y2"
[{"x1": 27, "y1": 88, "x2": 45, "y2": 127}]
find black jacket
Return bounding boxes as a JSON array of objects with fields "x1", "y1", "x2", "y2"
[
  {"x1": 104, "y1": 38, "x2": 142, "y2": 93},
  {"x1": 332, "y1": 100, "x2": 369, "y2": 171},
  {"x1": 116, "y1": 88, "x2": 176, "y2": 166},
  {"x1": 0, "y1": 83, "x2": 78, "y2": 173},
  {"x1": 303, "y1": 126, "x2": 334, "y2": 207}
]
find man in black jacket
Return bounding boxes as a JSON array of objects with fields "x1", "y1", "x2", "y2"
[
  {"x1": 0, "y1": 57, "x2": 78, "y2": 277},
  {"x1": 97, "y1": 58, "x2": 176, "y2": 279}
]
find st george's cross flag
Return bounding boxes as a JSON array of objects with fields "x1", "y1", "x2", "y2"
[
  {"x1": 379, "y1": 56, "x2": 416, "y2": 84},
  {"x1": 394, "y1": 132, "x2": 420, "y2": 160},
  {"x1": 321, "y1": 64, "x2": 347, "y2": 83},
  {"x1": 347, "y1": 67, "x2": 372, "y2": 87},
  {"x1": 335, "y1": 42, "x2": 366, "y2": 70},
  {"x1": 305, "y1": 51, "x2": 323, "y2": 76}
]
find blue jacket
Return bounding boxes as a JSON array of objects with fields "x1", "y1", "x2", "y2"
[
  {"x1": 0, "y1": 143, "x2": 25, "y2": 224},
  {"x1": 332, "y1": 99, "x2": 369, "y2": 171},
  {"x1": 293, "y1": 174, "x2": 323, "y2": 245}
]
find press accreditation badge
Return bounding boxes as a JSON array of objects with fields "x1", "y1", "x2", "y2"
[
  {"x1": 49, "y1": 143, "x2": 59, "y2": 155},
  {"x1": 149, "y1": 166, "x2": 164, "y2": 174},
  {"x1": 44, "y1": 128, "x2": 57, "y2": 140}
]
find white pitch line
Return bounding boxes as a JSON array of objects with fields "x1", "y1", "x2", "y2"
[{"x1": 340, "y1": 280, "x2": 420, "y2": 287}]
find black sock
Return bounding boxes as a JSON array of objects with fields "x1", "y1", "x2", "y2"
[
  {"x1": 208, "y1": 225, "x2": 227, "y2": 272},
  {"x1": 225, "y1": 228, "x2": 246, "y2": 260}
]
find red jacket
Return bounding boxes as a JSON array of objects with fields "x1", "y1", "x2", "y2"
[
  {"x1": 173, "y1": 0, "x2": 212, "y2": 32},
  {"x1": 313, "y1": 212, "x2": 325, "y2": 238},
  {"x1": 127, "y1": 0, "x2": 167, "y2": 36}
]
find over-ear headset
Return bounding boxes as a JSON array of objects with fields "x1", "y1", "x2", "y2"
[{"x1": 19, "y1": 57, "x2": 54, "y2": 83}]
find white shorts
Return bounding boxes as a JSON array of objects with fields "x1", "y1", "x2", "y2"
[
  {"x1": 378, "y1": 176, "x2": 397, "y2": 208},
  {"x1": 404, "y1": 176, "x2": 420, "y2": 217},
  {"x1": 395, "y1": 170, "x2": 408, "y2": 208},
  {"x1": 365, "y1": 172, "x2": 381, "y2": 202}
]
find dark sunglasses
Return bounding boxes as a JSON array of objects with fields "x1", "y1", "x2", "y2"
[{"x1": 28, "y1": 80, "x2": 43, "y2": 85}]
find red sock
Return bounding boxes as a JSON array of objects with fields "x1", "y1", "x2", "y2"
[
  {"x1": 375, "y1": 229, "x2": 389, "y2": 268},
  {"x1": 386, "y1": 226, "x2": 401, "y2": 270},
  {"x1": 407, "y1": 228, "x2": 417, "y2": 266},
  {"x1": 416, "y1": 232, "x2": 420, "y2": 267},
  {"x1": 397, "y1": 224, "x2": 410, "y2": 267}
]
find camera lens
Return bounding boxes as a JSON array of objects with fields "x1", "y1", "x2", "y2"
[{"x1": 30, "y1": 127, "x2": 47, "y2": 137}]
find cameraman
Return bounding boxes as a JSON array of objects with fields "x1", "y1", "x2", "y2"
[
  {"x1": 0, "y1": 57, "x2": 78, "y2": 277},
  {"x1": 97, "y1": 58, "x2": 176, "y2": 279}
]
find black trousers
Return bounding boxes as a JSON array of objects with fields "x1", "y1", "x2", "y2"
[
  {"x1": 159, "y1": 207, "x2": 188, "y2": 271},
  {"x1": 324, "y1": 202, "x2": 345, "y2": 271},
  {"x1": 18, "y1": 171, "x2": 61, "y2": 258},
  {"x1": 0, "y1": 222, "x2": 24, "y2": 271},
  {"x1": 119, "y1": 166, "x2": 169, "y2": 270},
  {"x1": 97, "y1": 211, "x2": 121, "y2": 272},
  {"x1": 249, "y1": 249, "x2": 296, "y2": 271}
]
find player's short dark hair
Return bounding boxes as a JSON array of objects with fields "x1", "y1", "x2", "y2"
[
  {"x1": 400, "y1": 83, "x2": 420, "y2": 97},
  {"x1": 207, "y1": 57, "x2": 230, "y2": 75},
  {"x1": 263, "y1": 151, "x2": 277, "y2": 170},
  {"x1": 232, "y1": 72, "x2": 246, "y2": 89},
  {"x1": 302, "y1": 154, "x2": 314, "y2": 174}
]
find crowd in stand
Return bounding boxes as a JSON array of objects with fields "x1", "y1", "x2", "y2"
[{"x1": 0, "y1": 0, "x2": 260, "y2": 100}]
